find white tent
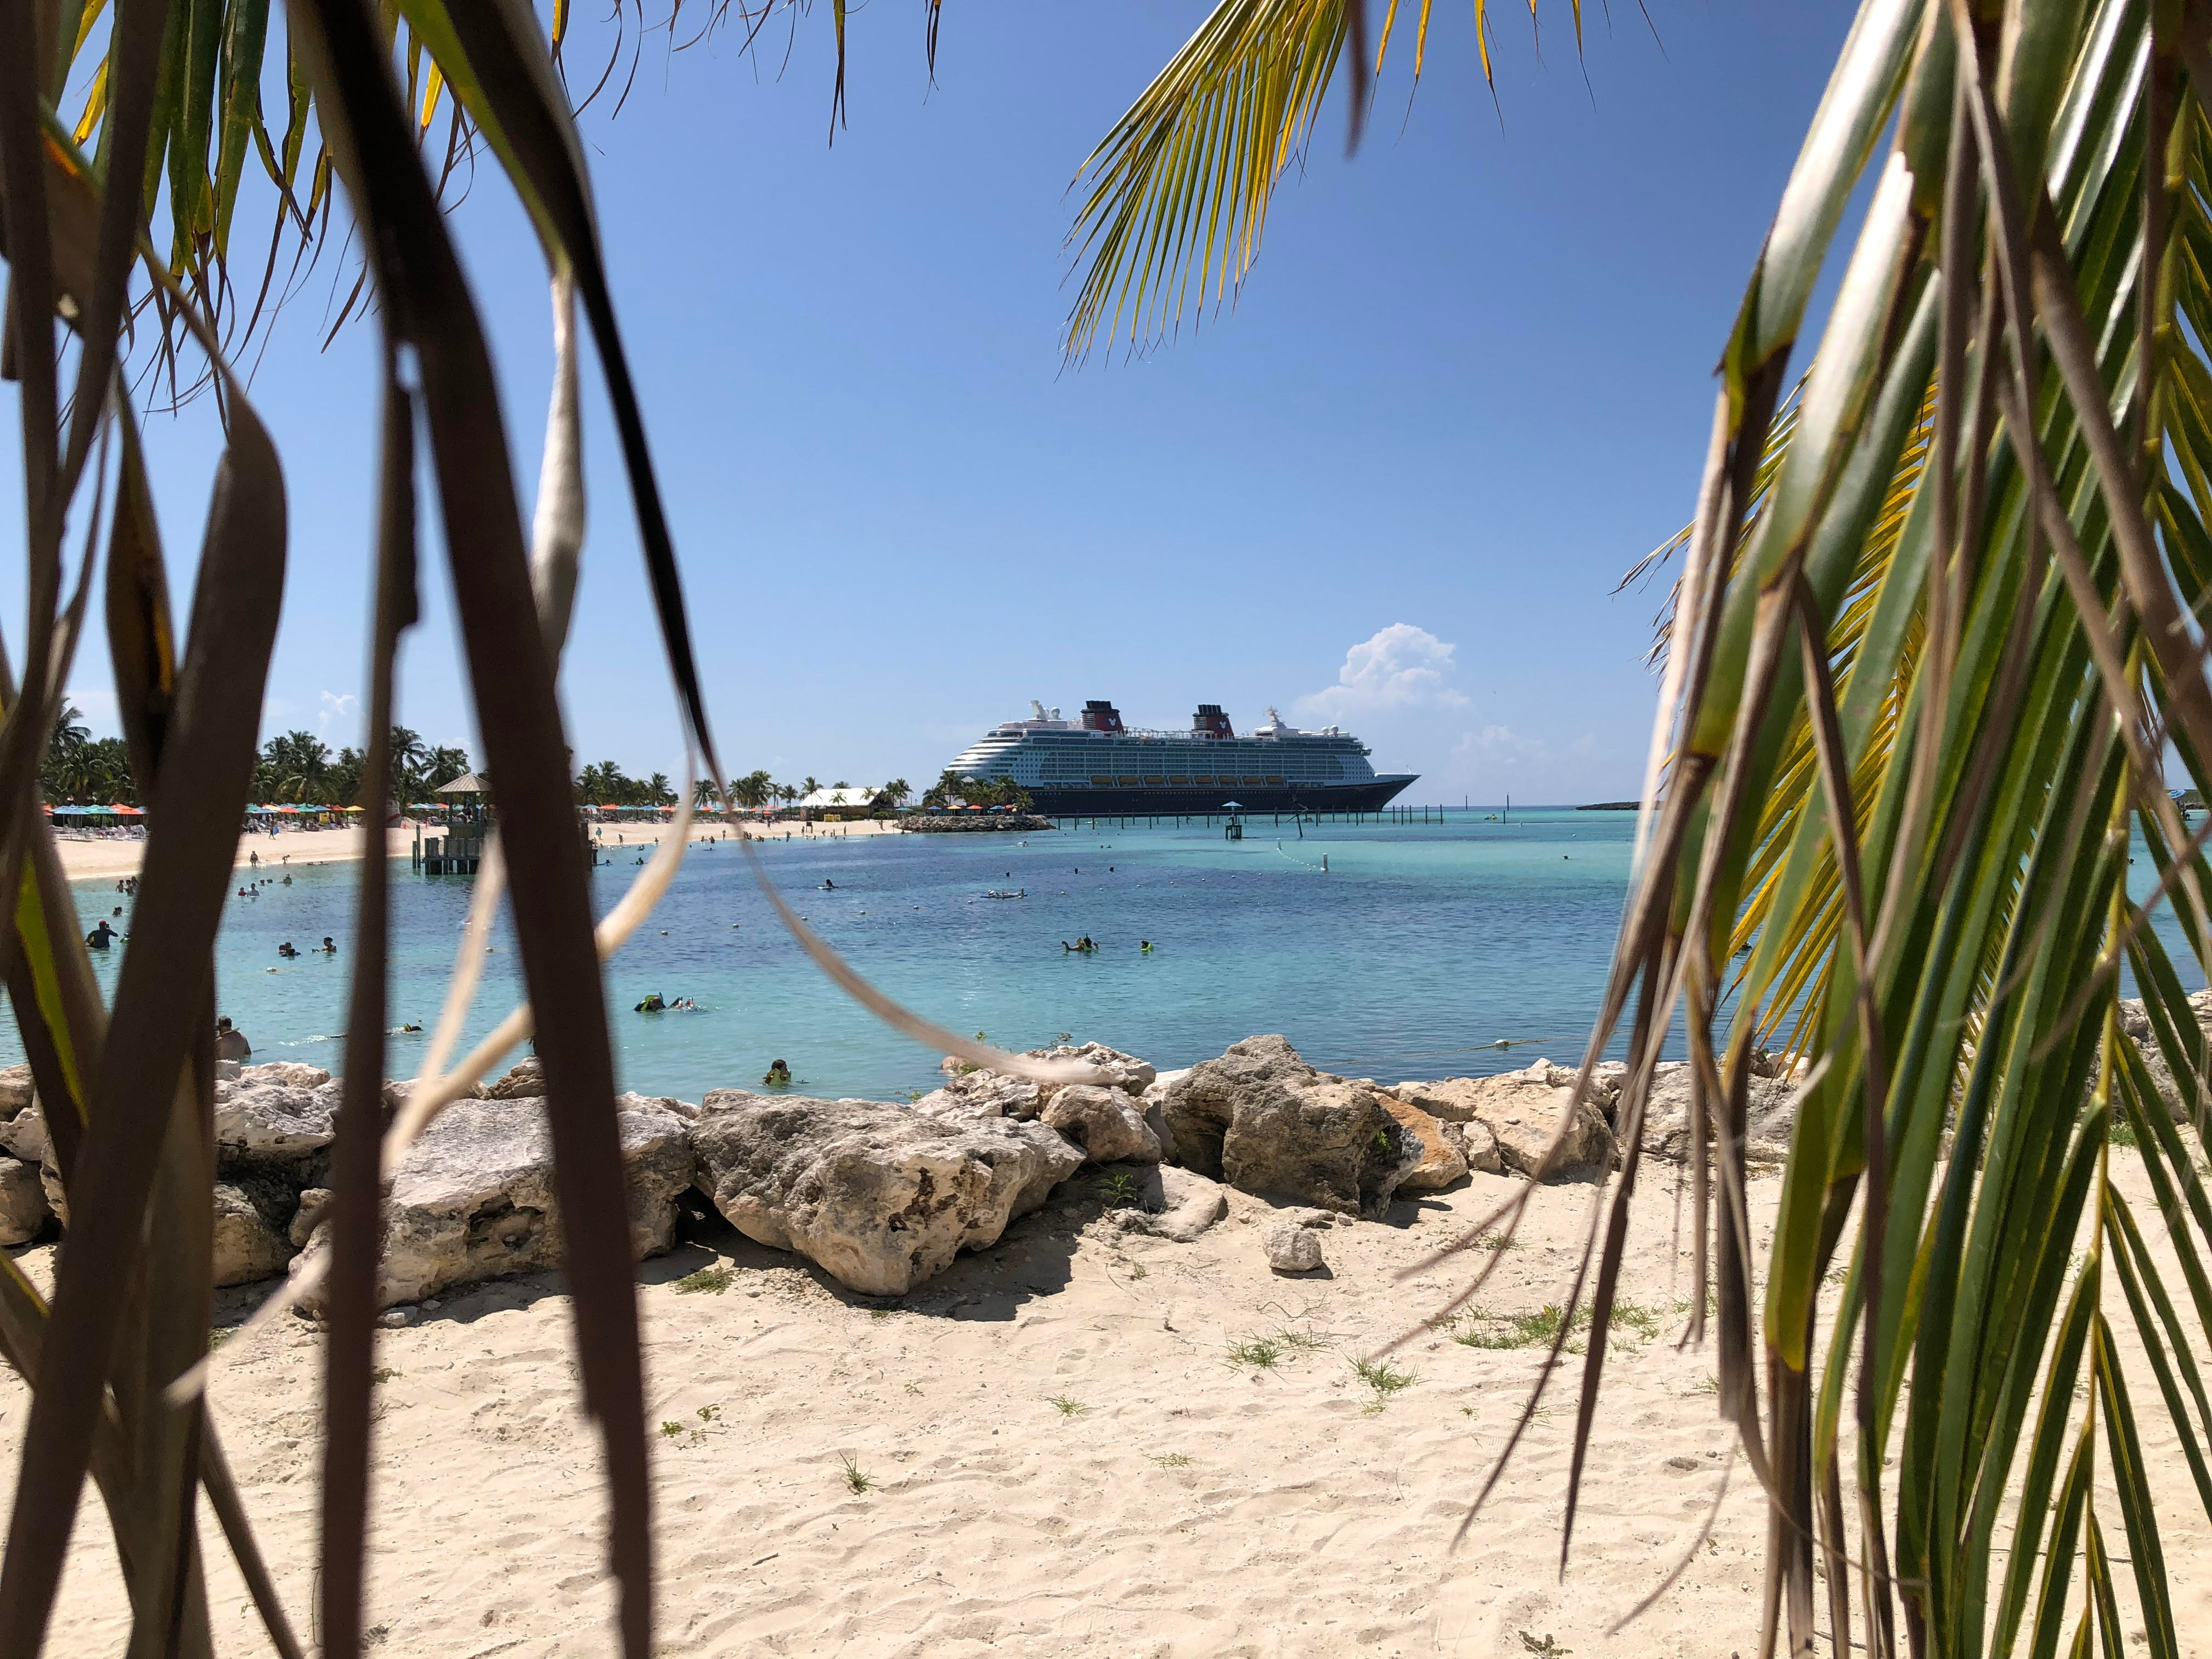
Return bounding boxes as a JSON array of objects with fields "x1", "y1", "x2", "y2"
[{"x1": 796, "y1": 786, "x2": 883, "y2": 811}]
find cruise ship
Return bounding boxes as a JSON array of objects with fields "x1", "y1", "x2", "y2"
[{"x1": 946, "y1": 700, "x2": 1418, "y2": 816}]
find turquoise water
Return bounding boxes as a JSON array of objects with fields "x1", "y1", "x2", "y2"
[{"x1": 40, "y1": 809, "x2": 2208, "y2": 1102}]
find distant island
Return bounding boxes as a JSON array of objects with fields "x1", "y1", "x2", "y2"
[{"x1": 1577, "y1": 801, "x2": 1639, "y2": 811}]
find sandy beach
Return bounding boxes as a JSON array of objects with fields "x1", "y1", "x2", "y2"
[
  {"x1": 48, "y1": 815, "x2": 909, "y2": 883},
  {"x1": 9, "y1": 1152, "x2": 2202, "y2": 1657}
]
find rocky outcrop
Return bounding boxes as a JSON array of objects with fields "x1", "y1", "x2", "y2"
[
  {"x1": 2118, "y1": 993, "x2": 2212, "y2": 1121},
  {"x1": 213, "y1": 1178, "x2": 296, "y2": 1286},
  {"x1": 0, "y1": 1156, "x2": 49, "y2": 1245},
  {"x1": 0, "y1": 1065, "x2": 33, "y2": 1120},
  {"x1": 913, "y1": 1070, "x2": 1043, "y2": 1122},
  {"x1": 1391, "y1": 1062, "x2": 1618, "y2": 1180},
  {"x1": 900, "y1": 814, "x2": 1055, "y2": 833},
  {"x1": 1109, "y1": 1163, "x2": 1226, "y2": 1243},
  {"x1": 1263, "y1": 1220, "x2": 1324, "y2": 1273},
  {"x1": 1160, "y1": 1036, "x2": 1421, "y2": 1216},
  {"x1": 483, "y1": 1057, "x2": 546, "y2": 1100},
  {"x1": 289, "y1": 1093, "x2": 696, "y2": 1312},
  {"x1": 691, "y1": 1091, "x2": 1085, "y2": 1295},
  {"x1": 1638, "y1": 1064, "x2": 1802, "y2": 1166},
  {"x1": 1041, "y1": 1085, "x2": 1161, "y2": 1164},
  {"x1": 1380, "y1": 1094, "x2": 1466, "y2": 1193},
  {"x1": 0, "y1": 1106, "x2": 48, "y2": 1165},
  {"x1": 241, "y1": 1062, "x2": 331, "y2": 1090},
  {"x1": 213, "y1": 1072, "x2": 340, "y2": 1170}
]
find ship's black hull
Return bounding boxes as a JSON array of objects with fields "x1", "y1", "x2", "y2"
[{"x1": 1026, "y1": 775, "x2": 1417, "y2": 818}]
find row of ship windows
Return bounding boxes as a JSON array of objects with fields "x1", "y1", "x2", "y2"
[
  {"x1": 1029, "y1": 761, "x2": 1346, "y2": 777},
  {"x1": 1032, "y1": 774, "x2": 1295, "y2": 787}
]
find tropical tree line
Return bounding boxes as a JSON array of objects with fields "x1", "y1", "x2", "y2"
[
  {"x1": 921, "y1": 768, "x2": 1031, "y2": 811},
  {"x1": 40, "y1": 710, "x2": 471, "y2": 809}
]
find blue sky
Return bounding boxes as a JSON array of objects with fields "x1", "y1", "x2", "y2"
[{"x1": 32, "y1": 2, "x2": 1859, "y2": 803}]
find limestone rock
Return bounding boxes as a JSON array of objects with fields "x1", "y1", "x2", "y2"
[
  {"x1": 1392, "y1": 1063, "x2": 1616, "y2": 1180},
  {"x1": 290, "y1": 1187, "x2": 333, "y2": 1249},
  {"x1": 0, "y1": 1104, "x2": 48, "y2": 1165},
  {"x1": 1110, "y1": 1164, "x2": 1227, "y2": 1243},
  {"x1": 1041, "y1": 1084, "x2": 1161, "y2": 1164},
  {"x1": 483, "y1": 1057, "x2": 545, "y2": 1099},
  {"x1": 1639, "y1": 1065, "x2": 1801, "y2": 1166},
  {"x1": 0, "y1": 1064, "x2": 33, "y2": 1120},
  {"x1": 213, "y1": 1178, "x2": 296, "y2": 1287},
  {"x1": 691, "y1": 1091, "x2": 1085, "y2": 1295},
  {"x1": 1441, "y1": 1116, "x2": 1504, "y2": 1176},
  {"x1": 912, "y1": 1069, "x2": 1043, "y2": 1122},
  {"x1": 213, "y1": 1074, "x2": 340, "y2": 1168},
  {"x1": 2117, "y1": 991, "x2": 2212, "y2": 1120},
  {"x1": 239, "y1": 1062, "x2": 331, "y2": 1090},
  {"x1": 0, "y1": 1156, "x2": 49, "y2": 1245},
  {"x1": 290, "y1": 1093, "x2": 695, "y2": 1312},
  {"x1": 1263, "y1": 1221, "x2": 1324, "y2": 1273},
  {"x1": 1380, "y1": 1094, "x2": 1466, "y2": 1194},
  {"x1": 37, "y1": 1163, "x2": 65, "y2": 1228},
  {"x1": 1160, "y1": 1035, "x2": 1420, "y2": 1216},
  {"x1": 1027, "y1": 1042, "x2": 1156, "y2": 1097}
]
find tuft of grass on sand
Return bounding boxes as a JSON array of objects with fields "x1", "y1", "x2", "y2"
[
  {"x1": 1606, "y1": 1299, "x2": 1663, "y2": 1345},
  {"x1": 1047, "y1": 1395, "x2": 1090, "y2": 1418},
  {"x1": 838, "y1": 1454, "x2": 875, "y2": 1495},
  {"x1": 1149, "y1": 1452, "x2": 1192, "y2": 1469},
  {"x1": 1226, "y1": 1334, "x2": 1286, "y2": 1369},
  {"x1": 370, "y1": 1367, "x2": 400, "y2": 1385},
  {"x1": 673, "y1": 1265, "x2": 735, "y2": 1296},
  {"x1": 659, "y1": 1421, "x2": 685, "y2": 1439},
  {"x1": 1351, "y1": 1357, "x2": 1417, "y2": 1409},
  {"x1": 207, "y1": 1328, "x2": 234, "y2": 1351},
  {"x1": 1519, "y1": 1633, "x2": 1570, "y2": 1657},
  {"x1": 1473, "y1": 1230, "x2": 1519, "y2": 1252},
  {"x1": 1453, "y1": 1305, "x2": 1583, "y2": 1351}
]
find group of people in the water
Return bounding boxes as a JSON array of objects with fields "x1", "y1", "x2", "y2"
[
  {"x1": 273, "y1": 936, "x2": 338, "y2": 960},
  {"x1": 633, "y1": 993, "x2": 703, "y2": 1013},
  {"x1": 1060, "y1": 936, "x2": 1155, "y2": 953}
]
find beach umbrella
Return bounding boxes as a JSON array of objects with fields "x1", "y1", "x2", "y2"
[{"x1": 111, "y1": 805, "x2": 142, "y2": 815}]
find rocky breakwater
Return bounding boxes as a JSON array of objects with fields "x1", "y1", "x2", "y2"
[
  {"x1": 288, "y1": 1075, "x2": 698, "y2": 1313},
  {"x1": 1157, "y1": 1035, "x2": 1428, "y2": 1216},
  {"x1": 900, "y1": 814, "x2": 1055, "y2": 834}
]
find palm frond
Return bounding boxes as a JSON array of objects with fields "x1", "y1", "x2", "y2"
[{"x1": 1061, "y1": 0, "x2": 1583, "y2": 360}]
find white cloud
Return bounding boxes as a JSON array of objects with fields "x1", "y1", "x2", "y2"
[
  {"x1": 318, "y1": 691, "x2": 360, "y2": 741},
  {"x1": 1296, "y1": 624, "x2": 1469, "y2": 721},
  {"x1": 1457, "y1": 724, "x2": 1547, "y2": 765}
]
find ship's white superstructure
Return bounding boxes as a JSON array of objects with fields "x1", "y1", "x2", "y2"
[{"x1": 946, "y1": 699, "x2": 1415, "y2": 812}]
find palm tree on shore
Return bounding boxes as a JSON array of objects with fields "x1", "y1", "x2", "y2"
[
  {"x1": 12, "y1": 2, "x2": 2206, "y2": 1657},
  {"x1": 1065, "y1": 5, "x2": 2212, "y2": 1655}
]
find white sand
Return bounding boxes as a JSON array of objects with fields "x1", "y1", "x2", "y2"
[
  {"x1": 7, "y1": 1156, "x2": 2205, "y2": 1655},
  {"x1": 47, "y1": 815, "x2": 905, "y2": 883}
]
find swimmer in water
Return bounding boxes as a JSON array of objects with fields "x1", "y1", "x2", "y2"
[
  {"x1": 277, "y1": 941, "x2": 298, "y2": 959},
  {"x1": 86, "y1": 919, "x2": 116, "y2": 950},
  {"x1": 1141, "y1": 940, "x2": 1154, "y2": 953},
  {"x1": 763, "y1": 1058, "x2": 792, "y2": 1086},
  {"x1": 635, "y1": 992, "x2": 667, "y2": 1013},
  {"x1": 320, "y1": 936, "x2": 337, "y2": 954}
]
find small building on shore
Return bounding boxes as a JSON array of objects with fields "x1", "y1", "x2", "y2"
[{"x1": 796, "y1": 785, "x2": 889, "y2": 821}]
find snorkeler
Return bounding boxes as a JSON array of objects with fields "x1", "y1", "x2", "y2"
[
  {"x1": 277, "y1": 941, "x2": 298, "y2": 959},
  {"x1": 763, "y1": 1058, "x2": 792, "y2": 1086},
  {"x1": 635, "y1": 992, "x2": 667, "y2": 1013},
  {"x1": 86, "y1": 919, "x2": 115, "y2": 950}
]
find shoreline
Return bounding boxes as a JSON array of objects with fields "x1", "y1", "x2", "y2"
[{"x1": 52, "y1": 814, "x2": 911, "y2": 883}]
